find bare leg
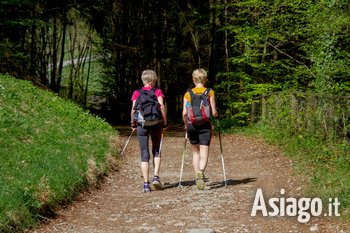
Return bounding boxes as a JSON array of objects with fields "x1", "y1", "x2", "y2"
[
  {"x1": 192, "y1": 144, "x2": 200, "y2": 173},
  {"x1": 153, "y1": 157, "x2": 161, "y2": 176},
  {"x1": 150, "y1": 156, "x2": 163, "y2": 190},
  {"x1": 150, "y1": 124, "x2": 162, "y2": 177},
  {"x1": 138, "y1": 126, "x2": 150, "y2": 183},
  {"x1": 141, "y1": 162, "x2": 149, "y2": 183},
  {"x1": 193, "y1": 144, "x2": 206, "y2": 190},
  {"x1": 199, "y1": 145, "x2": 209, "y2": 171}
]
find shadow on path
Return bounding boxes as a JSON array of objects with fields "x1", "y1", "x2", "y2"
[
  {"x1": 162, "y1": 177, "x2": 257, "y2": 190},
  {"x1": 209, "y1": 177, "x2": 257, "y2": 190}
]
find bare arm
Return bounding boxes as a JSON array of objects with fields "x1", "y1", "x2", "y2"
[
  {"x1": 182, "y1": 97, "x2": 188, "y2": 128},
  {"x1": 157, "y1": 96, "x2": 167, "y2": 126},
  {"x1": 131, "y1": 100, "x2": 137, "y2": 130},
  {"x1": 210, "y1": 95, "x2": 218, "y2": 118}
]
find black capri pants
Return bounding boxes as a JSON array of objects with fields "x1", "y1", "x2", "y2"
[
  {"x1": 187, "y1": 121, "x2": 212, "y2": 146},
  {"x1": 137, "y1": 123, "x2": 163, "y2": 162}
]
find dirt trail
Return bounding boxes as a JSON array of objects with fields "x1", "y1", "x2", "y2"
[{"x1": 33, "y1": 126, "x2": 348, "y2": 233}]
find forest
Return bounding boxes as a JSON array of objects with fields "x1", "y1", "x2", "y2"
[
  {"x1": 3, "y1": 1, "x2": 350, "y2": 231},
  {"x1": 2, "y1": 0, "x2": 350, "y2": 126}
]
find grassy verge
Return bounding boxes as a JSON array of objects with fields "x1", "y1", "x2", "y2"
[
  {"x1": 0, "y1": 74, "x2": 119, "y2": 232},
  {"x1": 226, "y1": 122, "x2": 350, "y2": 221}
]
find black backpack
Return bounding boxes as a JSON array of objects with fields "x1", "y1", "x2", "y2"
[
  {"x1": 187, "y1": 88, "x2": 211, "y2": 125},
  {"x1": 134, "y1": 88, "x2": 162, "y2": 127}
]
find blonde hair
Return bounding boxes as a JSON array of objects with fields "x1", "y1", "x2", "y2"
[
  {"x1": 192, "y1": 68, "x2": 207, "y2": 84},
  {"x1": 141, "y1": 69, "x2": 157, "y2": 85}
]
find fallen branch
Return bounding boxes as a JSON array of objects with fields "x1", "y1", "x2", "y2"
[{"x1": 268, "y1": 43, "x2": 316, "y2": 78}]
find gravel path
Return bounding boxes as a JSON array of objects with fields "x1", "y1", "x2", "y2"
[{"x1": 32, "y1": 126, "x2": 348, "y2": 233}]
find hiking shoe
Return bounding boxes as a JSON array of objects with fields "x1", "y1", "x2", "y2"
[
  {"x1": 196, "y1": 170, "x2": 205, "y2": 190},
  {"x1": 150, "y1": 176, "x2": 163, "y2": 190},
  {"x1": 143, "y1": 182, "x2": 151, "y2": 193}
]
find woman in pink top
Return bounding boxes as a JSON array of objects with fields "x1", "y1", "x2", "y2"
[{"x1": 130, "y1": 69, "x2": 167, "y2": 193}]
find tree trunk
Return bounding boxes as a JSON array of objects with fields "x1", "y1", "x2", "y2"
[
  {"x1": 50, "y1": 14, "x2": 58, "y2": 92},
  {"x1": 224, "y1": 0, "x2": 229, "y2": 72},
  {"x1": 156, "y1": 5, "x2": 162, "y2": 87},
  {"x1": 208, "y1": 0, "x2": 217, "y2": 82},
  {"x1": 84, "y1": 41, "x2": 92, "y2": 108},
  {"x1": 57, "y1": 6, "x2": 68, "y2": 94},
  {"x1": 30, "y1": 6, "x2": 37, "y2": 76},
  {"x1": 68, "y1": 21, "x2": 77, "y2": 99},
  {"x1": 40, "y1": 26, "x2": 48, "y2": 85},
  {"x1": 187, "y1": 2, "x2": 201, "y2": 67}
]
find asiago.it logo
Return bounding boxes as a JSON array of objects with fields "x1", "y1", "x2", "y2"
[{"x1": 251, "y1": 188, "x2": 340, "y2": 223}]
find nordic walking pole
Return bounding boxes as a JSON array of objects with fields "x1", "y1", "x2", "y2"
[
  {"x1": 178, "y1": 132, "x2": 187, "y2": 188},
  {"x1": 217, "y1": 118, "x2": 228, "y2": 187},
  {"x1": 121, "y1": 130, "x2": 134, "y2": 155},
  {"x1": 159, "y1": 130, "x2": 165, "y2": 156}
]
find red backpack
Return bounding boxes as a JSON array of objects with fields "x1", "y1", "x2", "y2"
[{"x1": 187, "y1": 88, "x2": 211, "y2": 125}]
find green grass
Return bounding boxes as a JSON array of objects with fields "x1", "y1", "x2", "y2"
[
  {"x1": 0, "y1": 74, "x2": 118, "y2": 232},
  {"x1": 229, "y1": 123, "x2": 350, "y2": 221}
]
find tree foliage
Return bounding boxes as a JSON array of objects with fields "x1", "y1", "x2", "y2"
[
  {"x1": 215, "y1": 0, "x2": 350, "y2": 124},
  {"x1": 2, "y1": 0, "x2": 350, "y2": 124}
]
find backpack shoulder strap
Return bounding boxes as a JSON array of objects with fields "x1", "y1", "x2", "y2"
[
  {"x1": 188, "y1": 88, "x2": 210, "y2": 96},
  {"x1": 149, "y1": 87, "x2": 157, "y2": 97},
  {"x1": 188, "y1": 88, "x2": 197, "y2": 104},
  {"x1": 137, "y1": 88, "x2": 144, "y2": 99},
  {"x1": 203, "y1": 88, "x2": 211, "y2": 97},
  {"x1": 133, "y1": 88, "x2": 142, "y2": 110},
  {"x1": 138, "y1": 88, "x2": 144, "y2": 95},
  {"x1": 188, "y1": 88, "x2": 195, "y2": 98}
]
